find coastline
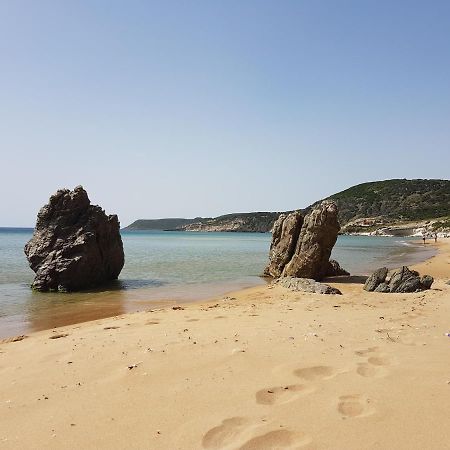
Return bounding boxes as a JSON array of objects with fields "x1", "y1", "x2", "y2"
[
  {"x1": 0, "y1": 235, "x2": 438, "y2": 339},
  {"x1": 1, "y1": 241, "x2": 449, "y2": 448}
]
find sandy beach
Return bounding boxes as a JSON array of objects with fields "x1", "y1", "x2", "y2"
[{"x1": 1, "y1": 240, "x2": 449, "y2": 449}]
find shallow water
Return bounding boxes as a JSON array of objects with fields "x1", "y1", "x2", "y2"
[{"x1": 0, "y1": 228, "x2": 435, "y2": 337}]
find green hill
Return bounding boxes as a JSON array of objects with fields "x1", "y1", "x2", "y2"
[
  {"x1": 124, "y1": 179, "x2": 450, "y2": 233},
  {"x1": 124, "y1": 218, "x2": 203, "y2": 231},
  {"x1": 319, "y1": 178, "x2": 450, "y2": 224}
]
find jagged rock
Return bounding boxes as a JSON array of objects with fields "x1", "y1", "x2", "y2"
[
  {"x1": 364, "y1": 266, "x2": 433, "y2": 293},
  {"x1": 363, "y1": 267, "x2": 388, "y2": 292},
  {"x1": 374, "y1": 282, "x2": 390, "y2": 293},
  {"x1": 24, "y1": 186, "x2": 124, "y2": 292},
  {"x1": 282, "y1": 201, "x2": 340, "y2": 280},
  {"x1": 275, "y1": 277, "x2": 342, "y2": 295},
  {"x1": 325, "y1": 259, "x2": 350, "y2": 277},
  {"x1": 264, "y1": 211, "x2": 303, "y2": 278},
  {"x1": 388, "y1": 267, "x2": 423, "y2": 293}
]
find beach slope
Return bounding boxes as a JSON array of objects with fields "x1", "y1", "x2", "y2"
[{"x1": 0, "y1": 242, "x2": 449, "y2": 449}]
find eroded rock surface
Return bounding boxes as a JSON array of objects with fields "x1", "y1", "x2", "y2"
[
  {"x1": 325, "y1": 259, "x2": 350, "y2": 277},
  {"x1": 264, "y1": 201, "x2": 346, "y2": 281},
  {"x1": 364, "y1": 266, "x2": 433, "y2": 293},
  {"x1": 282, "y1": 201, "x2": 341, "y2": 280},
  {"x1": 275, "y1": 277, "x2": 342, "y2": 295},
  {"x1": 264, "y1": 211, "x2": 303, "y2": 278},
  {"x1": 24, "y1": 186, "x2": 124, "y2": 292},
  {"x1": 363, "y1": 267, "x2": 388, "y2": 291}
]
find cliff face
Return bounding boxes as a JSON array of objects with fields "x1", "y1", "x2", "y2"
[{"x1": 180, "y1": 213, "x2": 279, "y2": 233}]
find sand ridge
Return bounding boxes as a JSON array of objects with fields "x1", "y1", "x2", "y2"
[{"x1": 0, "y1": 241, "x2": 449, "y2": 449}]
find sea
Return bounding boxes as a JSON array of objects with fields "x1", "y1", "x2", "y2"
[{"x1": 0, "y1": 228, "x2": 436, "y2": 338}]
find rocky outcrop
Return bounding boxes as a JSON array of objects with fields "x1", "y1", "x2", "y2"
[
  {"x1": 264, "y1": 201, "x2": 345, "y2": 281},
  {"x1": 24, "y1": 186, "x2": 124, "y2": 292},
  {"x1": 264, "y1": 211, "x2": 303, "y2": 278},
  {"x1": 275, "y1": 277, "x2": 342, "y2": 295},
  {"x1": 363, "y1": 266, "x2": 433, "y2": 293},
  {"x1": 325, "y1": 259, "x2": 350, "y2": 277},
  {"x1": 363, "y1": 267, "x2": 389, "y2": 291},
  {"x1": 282, "y1": 201, "x2": 341, "y2": 280}
]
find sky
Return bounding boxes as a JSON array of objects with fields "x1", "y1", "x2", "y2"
[{"x1": 1, "y1": 0, "x2": 449, "y2": 227}]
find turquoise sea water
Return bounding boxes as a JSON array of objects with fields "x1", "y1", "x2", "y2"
[{"x1": 0, "y1": 228, "x2": 435, "y2": 338}]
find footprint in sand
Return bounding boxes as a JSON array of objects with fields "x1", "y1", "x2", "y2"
[
  {"x1": 337, "y1": 394, "x2": 374, "y2": 418},
  {"x1": 367, "y1": 356, "x2": 390, "y2": 366},
  {"x1": 294, "y1": 365, "x2": 335, "y2": 381},
  {"x1": 354, "y1": 347, "x2": 379, "y2": 357},
  {"x1": 255, "y1": 384, "x2": 314, "y2": 405},
  {"x1": 239, "y1": 429, "x2": 311, "y2": 450},
  {"x1": 202, "y1": 417, "x2": 252, "y2": 449},
  {"x1": 355, "y1": 347, "x2": 390, "y2": 377},
  {"x1": 356, "y1": 363, "x2": 385, "y2": 378}
]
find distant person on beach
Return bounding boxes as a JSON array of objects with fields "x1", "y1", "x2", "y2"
[
  {"x1": 422, "y1": 235, "x2": 426, "y2": 245},
  {"x1": 434, "y1": 233, "x2": 437, "y2": 242}
]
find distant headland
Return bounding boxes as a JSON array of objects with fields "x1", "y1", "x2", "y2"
[{"x1": 124, "y1": 178, "x2": 450, "y2": 236}]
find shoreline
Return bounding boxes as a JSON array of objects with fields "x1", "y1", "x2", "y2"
[
  {"x1": 0, "y1": 237, "x2": 441, "y2": 340},
  {"x1": 1, "y1": 241, "x2": 449, "y2": 448}
]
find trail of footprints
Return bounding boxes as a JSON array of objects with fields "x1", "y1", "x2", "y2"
[
  {"x1": 202, "y1": 348, "x2": 392, "y2": 448},
  {"x1": 202, "y1": 417, "x2": 311, "y2": 450},
  {"x1": 355, "y1": 346, "x2": 391, "y2": 378}
]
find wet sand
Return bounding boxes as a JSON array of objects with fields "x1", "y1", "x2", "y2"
[{"x1": 0, "y1": 240, "x2": 449, "y2": 449}]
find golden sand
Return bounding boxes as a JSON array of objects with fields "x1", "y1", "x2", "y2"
[{"x1": 0, "y1": 241, "x2": 449, "y2": 449}]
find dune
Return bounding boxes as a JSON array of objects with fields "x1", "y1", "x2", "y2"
[{"x1": 0, "y1": 241, "x2": 449, "y2": 449}]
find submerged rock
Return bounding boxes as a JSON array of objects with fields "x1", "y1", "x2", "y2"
[
  {"x1": 24, "y1": 186, "x2": 124, "y2": 292},
  {"x1": 363, "y1": 267, "x2": 388, "y2": 292},
  {"x1": 282, "y1": 201, "x2": 341, "y2": 280},
  {"x1": 364, "y1": 266, "x2": 433, "y2": 293},
  {"x1": 264, "y1": 211, "x2": 303, "y2": 278},
  {"x1": 275, "y1": 277, "x2": 342, "y2": 295}
]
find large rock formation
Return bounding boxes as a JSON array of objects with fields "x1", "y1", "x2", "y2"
[
  {"x1": 264, "y1": 211, "x2": 303, "y2": 278},
  {"x1": 24, "y1": 186, "x2": 124, "y2": 292},
  {"x1": 264, "y1": 201, "x2": 344, "y2": 281},
  {"x1": 363, "y1": 266, "x2": 434, "y2": 293}
]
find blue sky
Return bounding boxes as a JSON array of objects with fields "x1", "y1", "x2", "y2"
[{"x1": 1, "y1": 0, "x2": 449, "y2": 227}]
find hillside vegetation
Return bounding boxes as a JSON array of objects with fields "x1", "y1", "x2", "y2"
[
  {"x1": 323, "y1": 179, "x2": 450, "y2": 224},
  {"x1": 124, "y1": 179, "x2": 450, "y2": 233}
]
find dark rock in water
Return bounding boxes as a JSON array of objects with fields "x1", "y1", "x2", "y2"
[
  {"x1": 325, "y1": 259, "x2": 350, "y2": 277},
  {"x1": 420, "y1": 275, "x2": 434, "y2": 290},
  {"x1": 282, "y1": 201, "x2": 340, "y2": 281},
  {"x1": 264, "y1": 211, "x2": 303, "y2": 278},
  {"x1": 374, "y1": 282, "x2": 390, "y2": 293},
  {"x1": 363, "y1": 267, "x2": 388, "y2": 292},
  {"x1": 364, "y1": 266, "x2": 433, "y2": 293},
  {"x1": 24, "y1": 186, "x2": 124, "y2": 292},
  {"x1": 275, "y1": 277, "x2": 342, "y2": 295}
]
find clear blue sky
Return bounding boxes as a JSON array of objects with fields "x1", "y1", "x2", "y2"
[{"x1": 1, "y1": 1, "x2": 449, "y2": 227}]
